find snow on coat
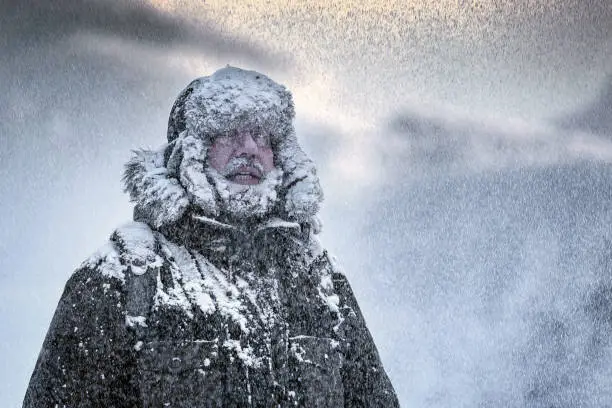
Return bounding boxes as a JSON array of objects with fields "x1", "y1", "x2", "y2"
[{"x1": 23, "y1": 67, "x2": 399, "y2": 407}]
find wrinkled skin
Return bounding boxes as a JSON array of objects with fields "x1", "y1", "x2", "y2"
[{"x1": 208, "y1": 128, "x2": 275, "y2": 186}]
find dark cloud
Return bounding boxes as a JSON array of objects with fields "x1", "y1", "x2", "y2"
[
  {"x1": 0, "y1": 0, "x2": 280, "y2": 65},
  {"x1": 385, "y1": 106, "x2": 612, "y2": 181},
  {"x1": 556, "y1": 75, "x2": 612, "y2": 137},
  {"x1": 388, "y1": 114, "x2": 465, "y2": 171}
]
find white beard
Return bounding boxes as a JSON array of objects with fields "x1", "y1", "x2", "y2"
[{"x1": 206, "y1": 165, "x2": 283, "y2": 221}]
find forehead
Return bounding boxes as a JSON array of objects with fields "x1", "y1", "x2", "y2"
[
  {"x1": 227, "y1": 121, "x2": 271, "y2": 135},
  {"x1": 198, "y1": 111, "x2": 278, "y2": 142}
]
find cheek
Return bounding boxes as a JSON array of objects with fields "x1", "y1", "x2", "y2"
[
  {"x1": 208, "y1": 143, "x2": 232, "y2": 171},
  {"x1": 261, "y1": 148, "x2": 275, "y2": 172}
]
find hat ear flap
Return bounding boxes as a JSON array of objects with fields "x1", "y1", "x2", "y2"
[
  {"x1": 177, "y1": 134, "x2": 220, "y2": 217},
  {"x1": 164, "y1": 138, "x2": 183, "y2": 177},
  {"x1": 123, "y1": 147, "x2": 190, "y2": 229},
  {"x1": 167, "y1": 83, "x2": 197, "y2": 143},
  {"x1": 276, "y1": 130, "x2": 324, "y2": 222}
]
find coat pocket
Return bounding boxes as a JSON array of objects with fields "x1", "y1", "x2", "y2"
[
  {"x1": 137, "y1": 339, "x2": 224, "y2": 408},
  {"x1": 287, "y1": 335, "x2": 344, "y2": 407}
]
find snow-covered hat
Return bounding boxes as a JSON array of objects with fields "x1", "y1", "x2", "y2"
[
  {"x1": 124, "y1": 66, "x2": 323, "y2": 230},
  {"x1": 166, "y1": 67, "x2": 295, "y2": 146}
]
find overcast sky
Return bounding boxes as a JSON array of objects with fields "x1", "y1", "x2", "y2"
[{"x1": 2, "y1": 1, "x2": 612, "y2": 406}]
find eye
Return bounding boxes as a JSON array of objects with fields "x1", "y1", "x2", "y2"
[
  {"x1": 212, "y1": 130, "x2": 234, "y2": 145},
  {"x1": 252, "y1": 128, "x2": 271, "y2": 148}
]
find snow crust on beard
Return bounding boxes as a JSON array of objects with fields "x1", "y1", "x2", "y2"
[{"x1": 206, "y1": 163, "x2": 283, "y2": 221}]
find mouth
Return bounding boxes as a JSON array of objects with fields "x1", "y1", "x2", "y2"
[{"x1": 227, "y1": 166, "x2": 263, "y2": 185}]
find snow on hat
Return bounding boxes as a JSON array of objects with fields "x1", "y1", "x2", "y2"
[
  {"x1": 166, "y1": 66, "x2": 295, "y2": 145},
  {"x1": 123, "y1": 66, "x2": 323, "y2": 229}
]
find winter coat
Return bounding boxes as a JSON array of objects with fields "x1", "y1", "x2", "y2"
[{"x1": 23, "y1": 217, "x2": 399, "y2": 407}]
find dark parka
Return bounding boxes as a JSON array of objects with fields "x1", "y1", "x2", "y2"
[{"x1": 23, "y1": 67, "x2": 399, "y2": 407}]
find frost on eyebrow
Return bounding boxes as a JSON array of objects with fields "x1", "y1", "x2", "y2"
[{"x1": 209, "y1": 124, "x2": 273, "y2": 149}]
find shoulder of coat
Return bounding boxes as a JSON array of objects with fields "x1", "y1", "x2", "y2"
[
  {"x1": 78, "y1": 221, "x2": 164, "y2": 284},
  {"x1": 317, "y1": 250, "x2": 348, "y2": 279}
]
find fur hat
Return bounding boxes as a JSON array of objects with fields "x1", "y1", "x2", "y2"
[{"x1": 123, "y1": 66, "x2": 323, "y2": 230}]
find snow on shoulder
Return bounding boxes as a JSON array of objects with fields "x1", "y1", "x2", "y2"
[{"x1": 79, "y1": 222, "x2": 163, "y2": 284}]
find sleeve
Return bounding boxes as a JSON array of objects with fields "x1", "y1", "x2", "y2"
[
  {"x1": 333, "y1": 271, "x2": 401, "y2": 408},
  {"x1": 23, "y1": 268, "x2": 140, "y2": 408}
]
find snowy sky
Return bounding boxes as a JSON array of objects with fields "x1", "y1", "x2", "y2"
[{"x1": 1, "y1": 1, "x2": 612, "y2": 406}]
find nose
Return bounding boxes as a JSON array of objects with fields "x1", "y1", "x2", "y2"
[{"x1": 235, "y1": 130, "x2": 258, "y2": 156}]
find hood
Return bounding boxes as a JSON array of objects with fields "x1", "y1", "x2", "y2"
[{"x1": 123, "y1": 66, "x2": 323, "y2": 231}]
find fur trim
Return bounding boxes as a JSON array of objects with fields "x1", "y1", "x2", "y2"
[
  {"x1": 123, "y1": 148, "x2": 190, "y2": 229},
  {"x1": 123, "y1": 66, "x2": 323, "y2": 230}
]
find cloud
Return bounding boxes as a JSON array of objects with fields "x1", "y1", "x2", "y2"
[
  {"x1": 382, "y1": 108, "x2": 612, "y2": 182},
  {"x1": 357, "y1": 161, "x2": 612, "y2": 406},
  {"x1": 339, "y1": 99, "x2": 612, "y2": 404},
  {"x1": 556, "y1": 75, "x2": 612, "y2": 138},
  {"x1": 0, "y1": 0, "x2": 281, "y2": 65}
]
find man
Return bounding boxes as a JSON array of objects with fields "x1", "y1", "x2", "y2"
[{"x1": 24, "y1": 67, "x2": 399, "y2": 407}]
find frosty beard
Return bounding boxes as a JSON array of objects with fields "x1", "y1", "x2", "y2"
[{"x1": 205, "y1": 159, "x2": 283, "y2": 222}]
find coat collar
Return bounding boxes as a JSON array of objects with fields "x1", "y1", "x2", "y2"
[{"x1": 157, "y1": 211, "x2": 310, "y2": 267}]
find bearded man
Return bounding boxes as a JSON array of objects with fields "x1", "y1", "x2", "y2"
[{"x1": 23, "y1": 67, "x2": 399, "y2": 407}]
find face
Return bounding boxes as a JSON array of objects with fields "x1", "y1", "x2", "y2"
[{"x1": 207, "y1": 127, "x2": 275, "y2": 185}]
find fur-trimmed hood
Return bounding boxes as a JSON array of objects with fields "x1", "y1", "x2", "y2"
[{"x1": 123, "y1": 66, "x2": 323, "y2": 232}]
